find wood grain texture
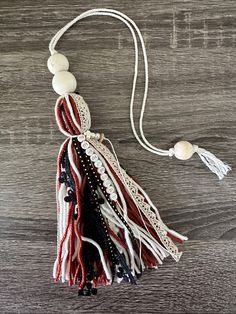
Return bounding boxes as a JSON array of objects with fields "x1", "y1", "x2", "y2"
[{"x1": 0, "y1": 0, "x2": 235, "y2": 313}]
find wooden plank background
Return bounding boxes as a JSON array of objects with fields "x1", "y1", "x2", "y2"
[{"x1": 0, "y1": 0, "x2": 235, "y2": 313}]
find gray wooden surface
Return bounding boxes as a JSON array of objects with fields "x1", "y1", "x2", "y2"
[{"x1": 0, "y1": 0, "x2": 236, "y2": 313}]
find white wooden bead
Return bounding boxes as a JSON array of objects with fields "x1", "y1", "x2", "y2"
[
  {"x1": 103, "y1": 179, "x2": 111, "y2": 187},
  {"x1": 90, "y1": 154, "x2": 98, "y2": 162},
  {"x1": 98, "y1": 167, "x2": 105, "y2": 174},
  {"x1": 174, "y1": 141, "x2": 194, "y2": 160},
  {"x1": 47, "y1": 53, "x2": 69, "y2": 74},
  {"x1": 95, "y1": 133, "x2": 101, "y2": 140},
  {"x1": 101, "y1": 173, "x2": 108, "y2": 181},
  {"x1": 81, "y1": 141, "x2": 89, "y2": 150},
  {"x1": 94, "y1": 160, "x2": 102, "y2": 168},
  {"x1": 85, "y1": 130, "x2": 92, "y2": 139},
  {"x1": 110, "y1": 193, "x2": 118, "y2": 201},
  {"x1": 77, "y1": 134, "x2": 85, "y2": 142},
  {"x1": 86, "y1": 148, "x2": 94, "y2": 156},
  {"x1": 52, "y1": 71, "x2": 77, "y2": 95},
  {"x1": 106, "y1": 186, "x2": 114, "y2": 194}
]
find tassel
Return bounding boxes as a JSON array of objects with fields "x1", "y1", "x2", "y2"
[
  {"x1": 52, "y1": 93, "x2": 187, "y2": 295},
  {"x1": 194, "y1": 146, "x2": 231, "y2": 180},
  {"x1": 47, "y1": 8, "x2": 230, "y2": 297},
  {"x1": 169, "y1": 141, "x2": 231, "y2": 180}
]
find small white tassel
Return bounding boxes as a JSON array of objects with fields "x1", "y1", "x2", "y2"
[
  {"x1": 194, "y1": 146, "x2": 231, "y2": 180},
  {"x1": 170, "y1": 141, "x2": 231, "y2": 180}
]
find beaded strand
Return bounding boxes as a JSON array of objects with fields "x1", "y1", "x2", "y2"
[{"x1": 72, "y1": 137, "x2": 117, "y2": 265}]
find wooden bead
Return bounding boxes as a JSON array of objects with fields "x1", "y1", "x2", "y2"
[
  {"x1": 90, "y1": 154, "x2": 98, "y2": 162},
  {"x1": 77, "y1": 134, "x2": 85, "y2": 142},
  {"x1": 110, "y1": 193, "x2": 118, "y2": 201},
  {"x1": 174, "y1": 141, "x2": 194, "y2": 160},
  {"x1": 81, "y1": 141, "x2": 89, "y2": 150},
  {"x1": 47, "y1": 53, "x2": 69, "y2": 74},
  {"x1": 52, "y1": 71, "x2": 77, "y2": 95}
]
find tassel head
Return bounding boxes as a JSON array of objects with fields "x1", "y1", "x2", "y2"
[{"x1": 55, "y1": 93, "x2": 91, "y2": 136}]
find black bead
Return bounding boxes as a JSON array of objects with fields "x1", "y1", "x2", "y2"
[
  {"x1": 59, "y1": 177, "x2": 65, "y2": 183},
  {"x1": 59, "y1": 172, "x2": 67, "y2": 183},
  {"x1": 117, "y1": 272, "x2": 123, "y2": 278},
  {"x1": 60, "y1": 171, "x2": 66, "y2": 179},
  {"x1": 64, "y1": 196, "x2": 71, "y2": 202},
  {"x1": 98, "y1": 198, "x2": 105, "y2": 204},
  {"x1": 91, "y1": 288, "x2": 97, "y2": 295}
]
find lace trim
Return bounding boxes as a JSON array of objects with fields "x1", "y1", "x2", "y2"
[
  {"x1": 70, "y1": 93, "x2": 91, "y2": 133},
  {"x1": 89, "y1": 139, "x2": 181, "y2": 261}
]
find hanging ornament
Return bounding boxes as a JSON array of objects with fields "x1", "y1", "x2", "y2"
[{"x1": 48, "y1": 8, "x2": 230, "y2": 296}]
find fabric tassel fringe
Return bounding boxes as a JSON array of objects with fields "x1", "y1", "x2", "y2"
[
  {"x1": 53, "y1": 93, "x2": 187, "y2": 296},
  {"x1": 194, "y1": 146, "x2": 231, "y2": 180}
]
